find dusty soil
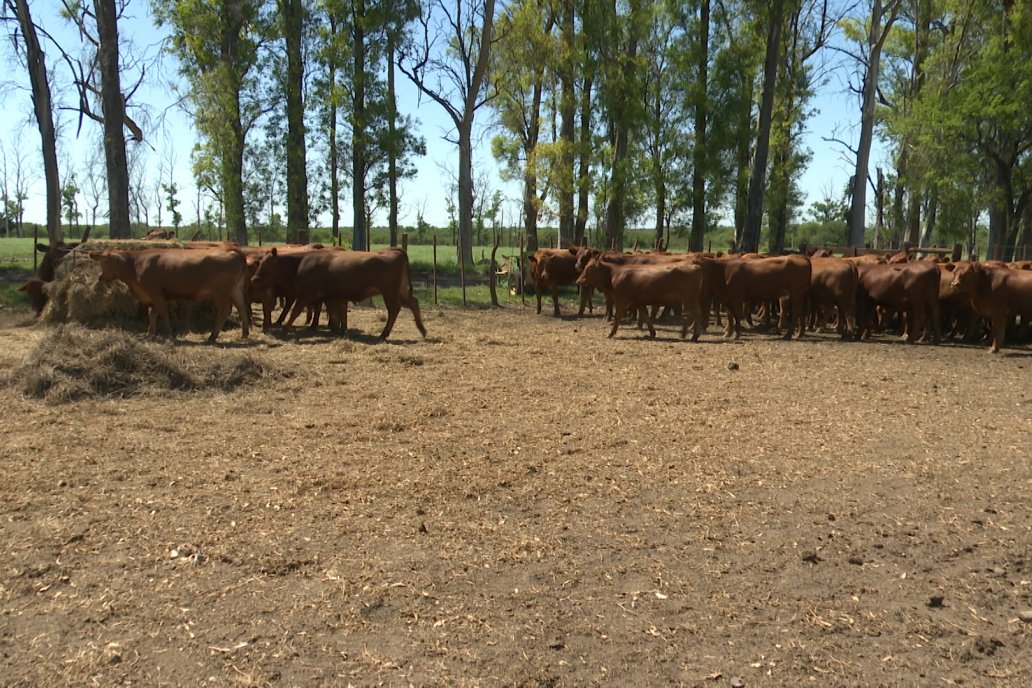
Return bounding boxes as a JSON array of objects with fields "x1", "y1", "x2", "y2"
[{"x1": 1, "y1": 300, "x2": 1031, "y2": 687}]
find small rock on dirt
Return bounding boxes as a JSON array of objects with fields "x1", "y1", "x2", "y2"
[
  {"x1": 727, "y1": 361, "x2": 739, "y2": 370},
  {"x1": 1018, "y1": 610, "x2": 1032, "y2": 623},
  {"x1": 927, "y1": 595, "x2": 945, "y2": 608},
  {"x1": 730, "y1": 677, "x2": 745, "y2": 688}
]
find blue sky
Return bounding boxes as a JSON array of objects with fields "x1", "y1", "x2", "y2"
[{"x1": 1, "y1": 3, "x2": 880, "y2": 232}]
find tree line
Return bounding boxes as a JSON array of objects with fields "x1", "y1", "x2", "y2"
[{"x1": 3, "y1": 1, "x2": 1031, "y2": 261}]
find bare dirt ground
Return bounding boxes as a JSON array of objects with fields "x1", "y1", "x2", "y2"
[{"x1": 1, "y1": 299, "x2": 1031, "y2": 687}]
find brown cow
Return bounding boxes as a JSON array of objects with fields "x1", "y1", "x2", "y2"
[
  {"x1": 19, "y1": 240, "x2": 85, "y2": 315},
  {"x1": 856, "y1": 261, "x2": 941, "y2": 344},
  {"x1": 528, "y1": 247, "x2": 593, "y2": 317},
  {"x1": 806, "y1": 257, "x2": 858, "y2": 338},
  {"x1": 576, "y1": 257, "x2": 706, "y2": 340},
  {"x1": 277, "y1": 248, "x2": 426, "y2": 339},
  {"x1": 89, "y1": 248, "x2": 251, "y2": 342},
  {"x1": 17, "y1": 277, "x2": 48, "y2": 315},
  {"x1": 936, "y1": 262, "x2": 982, "y2": 342},
  {"x1": 702, "y1": 254, "x2": 811, "y2": 339},
  {"x1": 247, "y1": 245, "x2": 331, "y2": 331},
  {"x1": 949, "y1": 262, "x2": 1032, "y2": 352}
]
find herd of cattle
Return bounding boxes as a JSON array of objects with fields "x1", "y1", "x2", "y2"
[
  {"x1": 528, "y1": 245, "x2": 1032, "y2": 353},
  {"x1": 15, "y1": 239, "x2": 1032, "y2": 352}
]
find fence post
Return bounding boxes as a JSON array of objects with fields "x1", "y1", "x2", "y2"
[
  {"x1": 402, "y1": 232, "x2": 408, "y2": 252},
  {"x1": 33, "y1": 225, "x2": 39, "y2": 271},
  {"x1": 432, "y1": 233, "x2": 438, "y2": 306}
]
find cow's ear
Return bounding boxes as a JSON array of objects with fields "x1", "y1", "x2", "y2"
[
  {"x1": 88, "y1": 252, "x2": 104, "y2": 261},
  {"x1": 36, "y1": 243, "x2": 49, "y2": 253},
  {"x1": 17, "y1": 282, "x2": 28, "y2": 292},
  {"x1": 270, "y1": 247, "x2": 278, "y2": 257},
  {"x1": 528, "y1": 255, "x2": 537, "y2": 264},
  {"x1": 943, "y1": 263, "x2": 956, "y2": 272}
]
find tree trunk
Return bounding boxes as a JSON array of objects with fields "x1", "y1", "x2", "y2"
[
  {"x1": 94, "y1": 0, "x2": 131, "y2": 239},
  {"x1": 222, "y1": 0, "x2": 248, "y2": 245},
  {"x1": 387, "y1": 33, "x2": 399, "y2": 247},
  {"x1": 352, "y1": 0, "x2": 367, "y2": 251},
  {"x1": 13, "y1": 0, "x2": 62, "y2": 244},
  {"x1": 282, "y1": 0, "x2": 310, "y2": 243},
  {"x1": 558, "y1": 0, "x2": 576, "y2": 246},
  {"x1": 604, "y1": 5, "x2": 640, "y2": 252},
  {"x1": 849, "y1": 0, "x2": 897, "y2": 248},
  {"x1": 327, "y1": 13, "x2": 340, "y2": 245},
  {"x1": 458, "y1": 118, "x2": 474, "y2": 265},
  {"x1": 920, "y1": 186, "x2": 937, "y2": 247},
  {"x1": 574, "y1": 72, "x2": 593, "y2": 246},
  {"x1": 742, "y1": 0, "x2": 783, "y2": 254},
  {"x1": 690, "y1": 0, "x2": 709, "y2": 253}
]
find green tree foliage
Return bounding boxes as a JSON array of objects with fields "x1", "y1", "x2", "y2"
[
  {"x1": 153, "y1": 0, "x2": 273, "y2": 245},
  {"x1": 895, "y1": 0, "x2": 1032, "y2": 260}
]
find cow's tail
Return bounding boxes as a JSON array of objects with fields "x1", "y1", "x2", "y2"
[{"x1": 399, "y1": 249, "x2": 426, "y2": 337}]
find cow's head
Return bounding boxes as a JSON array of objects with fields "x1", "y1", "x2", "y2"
[
  {"x1": 18, "y1": 278, "x2": 48, "y2": 316},
  {"x1": 88, "y1": 250, "x2": 124, "y2": 283},
  {"x1": 575, "y1": 257, "x2": 605, "y2": 288},
  {"x1": 949, "y1": 261, "x2": 985, "y2": 292},
  {"x1": 250, "y1": 248, "x2": 279, "y2": 289},
  {"x1": 574, "y1": 247, "x2": 600, "y2": 274}
]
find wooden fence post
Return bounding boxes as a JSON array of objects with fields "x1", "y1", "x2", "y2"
[
  {"x1": 432, "y1": 234, "x2": 438, "y2": 306},
  {"x1": 33, "y1": 225, "x2": 39, "y2": 271}
]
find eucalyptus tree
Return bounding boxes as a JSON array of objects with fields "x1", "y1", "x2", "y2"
[
  {"x1": 398, "y1": 0, "x2": 496, "y2": 266},
  {"x1": 711, "y1": 0, "x2": 763, "y2": 246},
  {"x1": 765, "y1": 0, "x2": 834, "y2": 254},
  {"x1": 878, "y1": 0, "x2": 937, "y2": 246},
  {"x1": 741, "y1": 0, "x2": 786, "y2": 254},
  {"x1": 154, "y1": 0, "x2": 273, "y2": 245},
  {"x1": 59, "y1": 0, "x2": 145, "y2": 238},
  {"x1": 640, "y1": 1, "x2": 692, "y2": 250},
  {"x1": 278, "y1": 0, "x2": 310, "y2": 241},
  {"x1": 489, "y1": 0, "x2": 557, "y2": 253},
  {"x1": 584, "y1": 0, "x2": 649, "y2": 250},
  {"x1": 842, "y1": 0, "x2": 903, "y2": 248},
  {"x1": 5, "y1": 0, "x2": 63, "y2": 243},
  {"x1": 906, "y1": 0, "x2": 1032, "y2": 259}
]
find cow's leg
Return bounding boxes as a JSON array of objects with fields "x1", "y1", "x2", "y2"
[
  {"x1": 790, "y1": 294, "x2": 805, "y2": 339},
  {"x1": 725, "y1": 302, "x2": 743, "y2": 340},
  {"x1": 989, "y1": 314, "x2": 1005, "y2": 352},
  {"x1": 929, "y1": 298, "x2": 942, "y2": 345},
  {"x1": 688, "y1": 297, "x2": 705, "y2": 342},
  {"x1": 275, "y1": 297, "x2": 295, "y2": 327},
  {"x1": 209, "y1": 296, "x2": 232, "y2": 342},
  {"x1": 151, "y1": 296, "x2": 174, "y2": 339},
  {"x1": 380, "y1": 297, "x2": 402, "y2": 339},
  {"x1": 577, "y1": 286, "x2": 591, "y2": 316},
  {"x1": 309, "y1": 301, "x2": 323, "y2": 329},
  {"x1": 642, "y1": 305, "x2": 657, "y2": 338},
  {"x1": 535, "y1": 283, "x2": 543, "y2": 314},
  {"x1": 146, "y1": 306, "x2": 158, "y2": 337},
  {"x1": 233, "y1": 290, "x2": 250, "y2": 339},
  {"x1": 401, "y1": 292, "x2": 428, "y2": 337},
  {"x1": 552, "y1": 287, "x2": 561, "y2": 317},
  {"x1": 608, "y1": 303, "x2": 626, "y2": 338},
  {"x1": 282, "y1": 299, "x2": 309, "y2": 334}
]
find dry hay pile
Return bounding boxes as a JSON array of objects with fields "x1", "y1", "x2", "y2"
[
  {"x1": 42, "y1": 239, "x2": 220, "y2": 333},
  {"x1": 6, "y1": 323, "x2": 280, "y2": 403}
]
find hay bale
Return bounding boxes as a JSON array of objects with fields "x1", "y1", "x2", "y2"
[
  {"x1": 7, "y1": 324, "x2": 281, "y2": 403},
  {"x1": 42, "y1": 240, "x2": 224, "y2": 333}
]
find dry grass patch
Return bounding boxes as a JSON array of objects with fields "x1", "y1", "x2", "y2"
[{"x1": 6, "y1": 323, "x2": 281, "y2": 403}]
